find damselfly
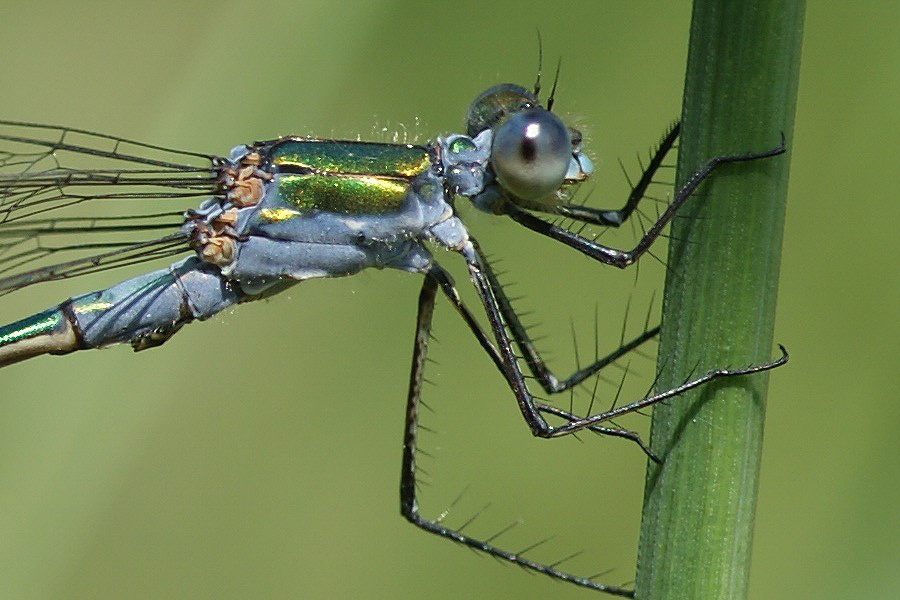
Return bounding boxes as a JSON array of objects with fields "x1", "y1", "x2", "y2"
[{"x1": 0, "y1": 78, "x2": 786, "y2": 595}]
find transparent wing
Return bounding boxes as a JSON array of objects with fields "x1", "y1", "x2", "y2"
[{"x1": 0, "y1": 120, "x2": 222, "y2": 295}]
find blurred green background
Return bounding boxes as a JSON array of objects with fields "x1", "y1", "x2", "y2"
[{"x1": 0, "y1": 2, "x2": 896, "y2": 599}]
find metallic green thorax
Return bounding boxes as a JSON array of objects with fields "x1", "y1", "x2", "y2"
[{"x1": 268, "y1": 140, "x2": 431, "y2": 214}]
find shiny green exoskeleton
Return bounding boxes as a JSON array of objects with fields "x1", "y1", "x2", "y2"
[{"x1": 270, "y1": 140, "x2": 432, "y2": 214}]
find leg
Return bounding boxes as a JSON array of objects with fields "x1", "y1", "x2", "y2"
[
  {"x1": 456, "y1": 238, "x2": 788, "y2": 439},
  {"x1": 481, "y1": 252, "x2": 660, "y2": 394},
  {"x1": 426, "y1": 261, "x2": 664, "y2": 458},
  {"x1": 399, "y1": 273, "x2": 636, "y2": 596},
  {"x1": 504, "y1": 136, "x2": 786, "y2": 268},
  {"x1": 553, "y1": 122, "x2": 680, "y2": 227}
]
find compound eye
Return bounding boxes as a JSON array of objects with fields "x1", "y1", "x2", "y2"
[{"x1": 491, "y1": 108, "x2": 571, "y2": 203}]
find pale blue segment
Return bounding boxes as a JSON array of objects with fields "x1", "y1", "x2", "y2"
[{"x1": 67, "y1": 257, "x2": 240, "y2": 348}]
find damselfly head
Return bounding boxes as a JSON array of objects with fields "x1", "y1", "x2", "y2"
[{"x1": 467, "y1": 84, "x2": 592, "y2": 208}]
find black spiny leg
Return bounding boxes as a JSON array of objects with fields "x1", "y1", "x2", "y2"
[
  {"x1": 555, "y1": 122, "x2": 681, "y2": 227},
  {"x1": 503, "y1": 135, "x2": 787, "y2": 270},
  {"x1": 399, "y1": 268, "x2": 637, "y2": 596}
]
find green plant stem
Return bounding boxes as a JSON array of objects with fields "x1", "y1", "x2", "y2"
[{"x1": 635, "y1": 2, "x2": 804, "y2": 599}]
